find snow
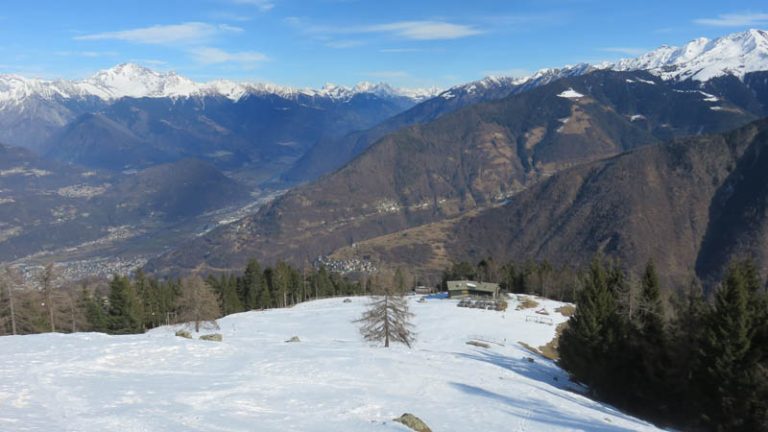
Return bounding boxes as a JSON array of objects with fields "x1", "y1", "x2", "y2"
[
  {"x1": 0, "y1": 296, "x2": 663, "y2": 432},
  {"x1": 557, "y1": 88, "x2": 585, "y2": 99},
  {"x1": 629, "y1": 114, "x2": 646, "y2": 122},
  {"x1": 611, "y1": 29, "x2": 768, "y2": 81},
  {"x1": 0, "y1": 63, "x2": 438, "y2": 104},
  {"x1": 699, "y1": 91, "x2": 719, "y2": 102}
]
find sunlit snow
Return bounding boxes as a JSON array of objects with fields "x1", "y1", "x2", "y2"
[{"x1": 0, "y1": 296, "x2": 664, "y2": 431}]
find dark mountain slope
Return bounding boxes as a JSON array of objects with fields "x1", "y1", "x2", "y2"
[
  {"x1": 283, "y1": 66, "x2": 595, "y2": 183},
  {"x1": 43, "y1": 91, "x2": 415, "y2": 172},
  {"x1": 283, "y1": 68, "x2": 768, "y2": 183},
  {"x1": 104, "y1": 158, "x2": 251, "y2": 223},
  {"x1": 336, "y1": 119, "x2": 768, "y2": 290},
  {"x1": 147, "y1": 70, "x2": 760, "y2": 274}
]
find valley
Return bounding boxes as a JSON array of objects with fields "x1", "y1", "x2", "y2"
[{"x1": 1, "y1": 5, "x2": 768, "y2": 431}]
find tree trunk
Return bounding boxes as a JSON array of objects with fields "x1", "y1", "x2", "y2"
[
  {"x1": 70, "y1": 294, "x2": 76, "y2": 333},
  {"x1": 48, "y1": 292, "x2": 56, "y2": 333},
  {"x1": 384, "y1": 295, "x2": 390, "y2": 348},
  {"x1": 7, "y1": 281, "x2": 16, "y2": 336}
]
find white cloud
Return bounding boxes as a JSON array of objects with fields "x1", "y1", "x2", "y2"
[
  {"x1": 287, "y1": 18, "x2": 481, "y2": 41},
  {"x1": 694, "y1": 12, "x2": 768, "y2": 27},
  {"x1": 360, "y1": 21, "x2": 481, "y2": 40},
  {"x1": 230, "y1": 0, "x2": 274, "y2": 12},
  {"x1": 189, "y1": 47, "x2": 268, "y2": 65},
  {"x1": 75, "y1": 22, "x2": 242, "y2": 45},
  {"x1": 326, "y1": 40, "x2": 365, "y2": 49},
  {"x1": 598, "y1": 47, "x2": 648, "y2": 56}
]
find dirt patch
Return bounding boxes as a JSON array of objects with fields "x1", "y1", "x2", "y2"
[{"x1": 524, "y1": 126, "x2": 546, "y2": 150}]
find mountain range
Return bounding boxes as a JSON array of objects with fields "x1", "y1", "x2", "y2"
[
  {"x1": 3, "y1": 28, "x2": 768, "y2": 286},
  {"x1": 0, "y1": 64, "x2": 434, "y2": 172}
]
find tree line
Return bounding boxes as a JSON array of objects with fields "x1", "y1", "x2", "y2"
[
  {"x1": 559, "y1": 257, "x2": 768, "y2": 431},
  {"x1": 0, "y1": 259, "x2": 367, "y2": 336},
  {"x1": 441, "y1": 258, "x2": 580, "y2": 301}
]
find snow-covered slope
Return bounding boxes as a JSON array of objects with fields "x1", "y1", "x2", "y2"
[
  {"x1": 0, "y1": 63, "x2": 438, "y2": 105},
  {"x1": 0, "y1": 296, "x2": 663, "y2": 431},
  {"x1": 435, "y1": 28, "x2": 768, "y2": 103},
  {"x1": 612, "y1": 28, "x2": 768, "y2": 81},
  {"x1": 438, "y1": 63, "x2": 596, "y2": 101}
]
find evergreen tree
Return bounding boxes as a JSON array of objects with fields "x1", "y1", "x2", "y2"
[
  {"x1": 698, "y1": 261, "x2": 761, "y2": 430},
  {"x1": 241, "y1": 259, "x2": 264, "y2": 309},
  {"x1": 559, "y1": 256, "x2": 617, "y2": 393},
  {"x1": 81, "y1": 286, "x2": 108, "y2": 332},
  {"x1": 627, "y1": 260, "x2": 668, "y2": 413},
  {"x1": 107, "y1": 275, "x2": 142, "y2": 334}
]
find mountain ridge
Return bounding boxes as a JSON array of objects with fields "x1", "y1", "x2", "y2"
[{"x1": 0, "y1": 63, "x2": 439, "y2": 105}]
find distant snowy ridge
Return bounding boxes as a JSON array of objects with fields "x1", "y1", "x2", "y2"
[
  {"x1": 440, "y1": 29, "x2": 768, "y2": 100},
  {"x1": 0, "y1": 63, "x2": 440, "y2": 105},
  {"x1": 611, "y1": 28, "x2": 768, "y2": 81},
  {"x1": 438, "y1": 63, "x2": 597, "y2": 100}
]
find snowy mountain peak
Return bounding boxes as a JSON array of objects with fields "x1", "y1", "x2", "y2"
[
  {"x1": 612, "y1": 28, "x2": 768, "y2": 81},
  {"x1": 0, "y1": 65, "x2": 438, "y2": 105},
  {"x1": 82, "y1": 63, "x2": 199, "y2": 99}
]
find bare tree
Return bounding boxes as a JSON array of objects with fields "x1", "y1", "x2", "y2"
[
  {"x1": 38, "y1": 263, "x2": 58, "y2": 332},
  {"x1": 177, "y1": 276, "x2": 221, "y2": 333},
  {"x1": 355, "y1": 291, "x2": 415, "y2": 348},
  {"x1": 1, "y1": 267, "x2": 20, "y2": 335}
]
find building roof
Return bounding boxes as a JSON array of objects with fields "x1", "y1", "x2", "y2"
[{"x1": 447, "y1": 280, "x2": 499, "y2": 293}]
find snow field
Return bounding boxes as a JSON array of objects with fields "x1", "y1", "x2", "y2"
[{"x1": 0, "y1": 295, "x2": 665, "y2": 431}]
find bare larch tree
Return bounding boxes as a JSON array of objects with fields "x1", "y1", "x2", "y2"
[
  {"x1": 1, "y1": 266, "x2": 20, "y2": 335},
  {"x1": 355, "y1": 293, "x2": 415, "y2": 348},
  {"x1": 38, "y1": 263, "x2": 58, "y2": 332},
  {"x1": 177, "y1": 276, "x2": 221, "y2": 332}
]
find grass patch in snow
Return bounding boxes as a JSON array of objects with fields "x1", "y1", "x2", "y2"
[
  {"x1": 518, "y1": 321, "x2": 568, "y2": 361},
  {"x1": 516, "y1": 295, "x2": 540, "y2": 310},
  {"x1": 555, "y1": 305, "x2": 576, "y2": 317},
  {"x1": 538, "y1": 322, "x2": 568, "y2": 360},
  {"x1": 466, "y1": 340, "x2": 491, "y2": 349}
]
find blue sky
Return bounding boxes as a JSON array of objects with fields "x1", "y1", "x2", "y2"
[{"x1": 1, "y1": 0, "x2": 767, "y2": 88}]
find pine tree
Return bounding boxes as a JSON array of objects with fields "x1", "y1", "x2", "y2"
[
  {"x1": 355, "y1": 291, "x2": 415, "y2": 348},
  {"x1": 107, "y1": 275, "x2": 142, "y2": 334},
  {"x1": 82, "y1": 286, "x2": 108, "y2": 332},
  {"x1": 667, "y1": 277, "x2": 708, "y2": 423},
  {"x1": 698, "y1": 261, "x2": 758, "y2": 430},
  {"x1": 626, "y1": 260, "x2": 668, "y2": 412},
  {"x1": 241, "y1": 259, "x2": 264, "y2": 309},
  {"x1": 559, "y1": 256, "x2": 618, "y2": 392},
  {"x1": 638, "y1": 261, "x2": 665, "y2": 335}
]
